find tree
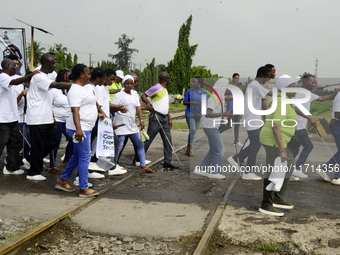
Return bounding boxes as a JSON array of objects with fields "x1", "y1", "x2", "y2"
[
  {"x1": 167, "y1": 15, "x2": 198, "y2": 94},
  {"x1": 27, "y1": 41, "x2": 46, "y2": 68},
  {"x1": 108, "y1": 34, "x2": 139, "y2": 71},
  {"x1": 73, "y1": 54, "x2": 78, "y2": 66}
]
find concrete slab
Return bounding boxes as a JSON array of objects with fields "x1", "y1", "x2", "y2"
[{"x1": 72, "y1": 198, "x2": 209, "y2": 240}]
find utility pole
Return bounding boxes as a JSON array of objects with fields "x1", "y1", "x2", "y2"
[
  {"x1": 314, "y1": 57, "x2": 318, "y2": 78},
  {"x1": 88, "y1": 52, "x2": 93, "y2": 67}
]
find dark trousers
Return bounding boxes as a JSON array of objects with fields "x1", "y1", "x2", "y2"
[
  {"x1": 136, "y1": 113, "x2": 172, "y2": 164},
  {"x1": 27, "y1": 124, "x2": 58, "y2": 176},
  {"x1": 90, "y1": 118, "x2": 99, "y2": 163},
  {"x1": 232, "y1": 115, "x2": 241, "y2": 143},
  {"x1": 233, "y1": 128, "x2": 262, "y2": 170},
  {"x1": 0, "y1": 122, "x2": 21, "y2": 171},
  {"x1": 261, "y1": 145, "x2": 294, "y2": 208},
  {"x1": 19, "y1": 123, "x2": 30, "y2": 159}
]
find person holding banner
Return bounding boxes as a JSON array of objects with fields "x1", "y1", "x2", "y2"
[
  {"x1": 55, "y1": 64, "x2": 99, "y2": 197},
  {"x1": 112, "y1": 75, "x2": 154, "y2": 173}
]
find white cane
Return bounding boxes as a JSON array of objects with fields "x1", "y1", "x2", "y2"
[{"x1": 154, "y1": 113, "x2": 182, "y2": 166}]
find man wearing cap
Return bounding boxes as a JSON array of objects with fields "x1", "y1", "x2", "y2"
[
  {"x1": 289, "y1": 74, "x2": 337, "y2": 180},
  {"x1": 108, "y1": 70, "x2": 124, "y2": 102}
]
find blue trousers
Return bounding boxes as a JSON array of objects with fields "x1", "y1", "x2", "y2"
[
  {"x1": 61, "y1": 129, "x2": 91, "y2": 190},
  {"x1": 290, "y1": 129, "x2": 314, "y2": 170},
  {"x1": 185, "y1": 112, "x2": 201, "y2": 145},
  {"x1": 118, "y1": 132, "x2": 146, "y2": 167},
  {"x1": 324, "y1": 120, "x2": 340, "y2": 178}
]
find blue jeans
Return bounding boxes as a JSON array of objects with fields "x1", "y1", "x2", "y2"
[
  {"x1": 233, "y1": 128, "x2": 262, "y2": 172},
  {"x1": 18, "y1": 122, "x2": 30, "y2": 159},
  {"x1": 185, "y1": 112, "x2": 201, "y2": 144},
  {"x1": 50, "y1": 122, "x2": 73, "y2": 167},
  {"x1": 292, "y1": 129, "x2": 314, "y2": 170},
  {"x1": 118, "y1": 132, "x2": 146, "y2": 166},
  {"x1": 61, "y1": 129, "x2": 91, "y2": 190},
  {"x1": 324, "y1": 120, "x2": 340, "y2": 178},
  {"x1": 199, "y1": 128, "x2": 225, "y2": 174}
]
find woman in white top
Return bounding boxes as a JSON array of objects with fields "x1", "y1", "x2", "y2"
[
  {"x1": 112, "y1": 75, "x2": 154, "y2": 173},
  {"x1": 49, "y1": 69, "x2": 73, "y2": 173},
  {"x1": 55, "y1": 64, "x2": 99, "y2": 197}
]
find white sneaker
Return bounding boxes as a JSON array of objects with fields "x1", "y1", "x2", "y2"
[
  {"x1": 20, "y1": 164, "x2": 30, "y2": 170},
  {"x1": 3, "y1": 166, "x2": 24, "y2": 175},
  {"x1": 208, "y1": 173, "x2": 226, "y2": 179},
  {"x1": 235, "y1": 142, "x2": 243, "y2": 147},
  {"x1": 242, "y1": 172, "x2": 262, "y2": 180},
  {"x1": 22, "y1": 158, "x2": 31, "y2": 168},
  {"x1": 108, "y1": 168, "x2": 127, "y2": 176},
  {"x1": 73, "y1": 177, "x2": 93, "y2": 187},
  {"x1": 316, "y1": 169, "x2": 331, "y2": 182},
  {"x1": 134, "y1": 160, "x2": 152, "y2": 166},
  {"x1": 331, "y1": 178, "x2": 340, "y2": 185},
  {"x1": 192, "y1": 169, "x2": 209, "y2": 177},
  {"x1": 43, "y1": 158, "x2": 50, "y2": 164},
  {"x1": 292, "y1": 170, "x2": 308, "y2": 178},
  {"x1": 88, "y1": 162, "x2": 106, "y2": 172},
  {"x1": 60, "y1": 154, "x2": 65, "y2": 161},
  {"x1": 26, "y1": 174, "x2": 46, "y2": 181},
  {"x1": 227, "y1": 156, "x2": 240, "y2": 172},
  {"x1": 88, "y1": 172, "x2": 105, "y2": 179},
  {"x1": 116, "y1": 164, "x2": 127, "y2": 170},
  {"x1": 289, "y1": 176, "x2": 300, "y2": 182}
]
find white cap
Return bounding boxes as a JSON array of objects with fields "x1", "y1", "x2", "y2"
[
  {"x1": 116, "y1": 70, "x2": 124, "y2": 80},
  {"x1": 276, "y1": 74, "x2": 300, "y2": 91}
]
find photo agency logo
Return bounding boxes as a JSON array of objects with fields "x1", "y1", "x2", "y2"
[{"x1": 198, "y1": 78, "x2": 313, "y2": 128}]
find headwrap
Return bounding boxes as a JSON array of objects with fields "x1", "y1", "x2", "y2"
[
  {"x1": 276, "y1": 74, "x2": 300, "y2": 91},
  {"x1": 122, "y1": 75, "x2": 134, "y2": 84}
]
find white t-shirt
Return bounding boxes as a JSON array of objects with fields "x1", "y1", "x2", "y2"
[
  {"x1": 332, "y1": 93, "x2": 340, "y2": 120},
  {"x1": 95, "y1": 85, "x2": 110, "y2": 117},
  {"x1": 14, "y1": 84, "x2": 26, "y2": 123},
  {"x1": 145, "y1": 84, "x2": 169, "y2": 115},
  {"x1": 243, "y1": 80, "x2": 269, "y2": 131},
  {"x1": 27, "y1": 73, "x2": 54, "y2": 125},
  {"x1": 51, "y1": 89, "x2": 71, "y2": 123},
  {"x1": 66, "y1": 84, "x2": 97, "y2": 131},
  {"x1": 0, "y1": 73, "x2": 18, "y2": 123},
  {"x1": 203, "y1": 96, "x2": 222, "y2": 129},
  {"x1": 294, "y1": 91, "x2": 319, "y2": 130},
  {"x1": 111, "y1": 90, "x2": 141, "y2": 135}
]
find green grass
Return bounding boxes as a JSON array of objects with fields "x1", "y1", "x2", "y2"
[
  {"x1": 172, "y1": 122, "x2": 189, "y2": 129},
  {"x1": 254, "y1": 240, "x2": 284, "y2": 253},
  {"x1": 310, "y1": 100, "x2": 332, "y2": 117},
  {"x1": 169, "y1": 103, "x2": 186, "y2": 111}
]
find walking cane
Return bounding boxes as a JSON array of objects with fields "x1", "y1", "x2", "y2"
[
  {"x1": 154, "y1": 113, "x2": 182, "y2": 166},
  {"x1": 314, "y1": 126, "x2": 339, "y2": 165}
]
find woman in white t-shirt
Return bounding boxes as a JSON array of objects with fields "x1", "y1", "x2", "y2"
[
  {"x1": 49, "y1": 69, "x2": 73, "y2": 173},
  {"x1": 112, "y1": 75, "x2": 154, "y2": 173},
  {"x1": 55, "y1": 64, "x2": 99, "y2": 197}
]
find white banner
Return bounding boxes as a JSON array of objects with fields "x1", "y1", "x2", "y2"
[
  {"x1": 0, "y1": 28, "x2": 26, "y2": 75},
  {"x1": 96, "y1": 118, "x2": 115, "y2": 157}
]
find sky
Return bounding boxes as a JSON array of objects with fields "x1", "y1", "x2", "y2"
[{"x1": 1, "y1": 0, "x2": 340, "y2": 81}]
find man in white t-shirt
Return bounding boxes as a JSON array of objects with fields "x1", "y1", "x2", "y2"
[
  {"x1": 288, "y1": 74, "x2": 337, "y2": 179},
  {"x1": 227, "y1": 66, "x2": 272, "y2": 180},
  {"x1": 0, "y1": 59, "x2": 38, "y2": 175},
  {"x1": 25, "y1": 54, "x2": 72, "y2": 181},
  {"x1": 139, "y1": 72, "x2": 178, "y2": 169}
]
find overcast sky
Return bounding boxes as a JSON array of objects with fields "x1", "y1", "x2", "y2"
[{"x1": 1, "y1": 0, "x2": 340, "y2": 80}]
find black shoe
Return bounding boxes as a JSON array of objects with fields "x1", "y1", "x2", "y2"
[{"x1": 163, "y1": 162, "x2": 179, "y2": 169}]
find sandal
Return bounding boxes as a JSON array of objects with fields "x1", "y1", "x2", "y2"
[
  {"x1": 49, "y1": 166, "x2": 63, "y2": 174},
  {"x1": 79, "y1": 189, "x2": 99, "y2": 198},
  {"x1": 55, "y1": 178, "x2": 75, "y2": 192},
  {"x1": 140, "y1": 167, "x2": 155, "y2": 173}
]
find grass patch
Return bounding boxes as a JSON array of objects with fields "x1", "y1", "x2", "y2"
[
  {"x1": 169, "y1": 103, "x2": 186, "y2": 111},
  {"x1": 254, "y1": 239, "x2": 285, "y2": 253},
  {"x1": 310, "y1": 100, "x2": 332, "y2": 117},
  {"x1": 172, "y1": 122, "x2": 189, "y2": 129}
]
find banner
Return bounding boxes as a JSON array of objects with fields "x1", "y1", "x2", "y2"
[
  {"x1": 0, "y1": 28, "x2": 26, "y2": 75},
  {"x1": 96, "y1": 118, "x2": 115, "y2": 157}
]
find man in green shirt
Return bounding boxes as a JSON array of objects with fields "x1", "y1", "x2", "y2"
[{"x1": 108, "y1": 70, "x2": 124, "y2": 101}]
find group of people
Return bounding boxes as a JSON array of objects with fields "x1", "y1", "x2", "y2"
[
  {"x1": 187, "y1": 64, "x2": 340, "y2": 217},
  {"x1": 0, "y1": 52, "x2": 179, "y2": 197}
]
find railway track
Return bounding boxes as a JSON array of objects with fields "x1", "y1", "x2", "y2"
[{"x1": 0, "y1": 129, "x2": 239, "y2": 255}]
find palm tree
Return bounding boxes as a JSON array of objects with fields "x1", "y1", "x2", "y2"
[{"x1": 27, "y1": 41, "x2": 46, "y2": 67}]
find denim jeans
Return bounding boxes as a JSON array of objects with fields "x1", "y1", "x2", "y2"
[
  {"x1": 324, "y1": 120, "x2": 340, "y2": 178},
  {"x1": 118, "y1": 132, "x2": 146, "y2": 166},
  {"x1": 185, "y1": 113, "x2": 202, "y2": 145},
  {"x1": 61, "y1": 129, "x2": 91, "y2": 190},
  {"x1": 290, "y1": 129, "x2": 313, "y2": 170},
  {"x1": 50, "y1": 122, "x2": 73, "y2": 167},
  {"x1": 199, "y1": 128, "x2": 225, "y2": 174},
  {"x1": 18, "y1": 122, "x2": 30, "y2": 159},
  {"x1": 233, "y1": 128, "x2": 262, "y2": 172}
]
